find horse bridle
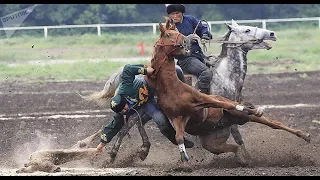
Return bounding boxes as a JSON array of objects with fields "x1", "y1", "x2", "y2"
[
  {"x1": 151, "y1": 32, "x2": 188, "y2": 77},
  {"x1": 198, "y1": 22, "x2": 260, "y2": 53}
]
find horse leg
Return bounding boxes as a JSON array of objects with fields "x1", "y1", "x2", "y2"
[
  {"x1": 135, "y1": 113, "x2": 151, "y2": 161},
  {"x1": 227, "y1": 110, "x2": 311, "y2": 142},
  {"x1": 199, "y1": 127, "x2": 249, "y2": 165},
  {"x1": 109, "y1": 115, "x2": 137, "y2": 164},
  {"x1": 230, "y1": 124, "x2": 251, "y2": 162},
  {"x1": 230, "y1": 100, "x2": 258, "y2": 162},
  {"x1": 70, "y1": 128, "x2": 103, "y2": 149},
  {"x1": 16, "y1": 160, "x2": 61, "y2": 173},
  {"x1": 200, "y1": 94, "x2": 264, "y2": 117},
  {"x1": 171, "y1": 116, "x2": 190, "y2": 162},
  {"x1": 212, "y1": 95, "x2": 265, "y2": 117},
  {"x1": 169, "y1": 116, "x2": 194, "y2": 172},
  {"x1": 109, "y1": 111, "x2": 151, "y2": 164}
]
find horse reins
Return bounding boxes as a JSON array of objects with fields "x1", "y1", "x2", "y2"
[{"x1": 192, "y1": 20, "x2": 260, "y2": 52}]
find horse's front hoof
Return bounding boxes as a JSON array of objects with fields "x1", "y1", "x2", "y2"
[
  {"x1": 16, "y1": 168, "x2": 25, "y2": 173},
  {"x1": 180, "y1": 151, "x2": 189, "y2": 162},
  {"x1": 255, "y1": 106, "x2": 265, "y2": 117},
  {"x1": 109, "y1": 151, "x2": 117, "y2": 164},
  {"x1": 138, "y1": 146, "x2": 150, "y2": 161},
  {"x1": 235, "y1": 145, "x2": 253, "y2": 167},
  {"x1": 53, "y1": 167, "x2": 61, "y2": 173},
  {"x1": 109, "y1": 156, "x2": 116, "y2": 164}
]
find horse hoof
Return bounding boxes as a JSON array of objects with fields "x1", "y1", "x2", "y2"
[
  {"x1": 53, "y1": 167, "x2": 61, "y2": 173},
  {"x1": 180, "y1": 151, "x2": 189, "y2": 162},
  {"x1": 102, "y1": 160, "x2": 111, "y2": 168},
  {"x1": 235, "y1": 146, "x2": 251, "y2": 166},
  {"x1": 302, "y1": 133, "x2": 311, "y2": 143},
  {"x1": 109, "y1": 152, "x2": 117, "y2": 164},
  {"x1": 255, "y1": 106, "x2": 265, "y2": 117},
  {"x1": 110, "y1": 157, "x2": 116, "y2": 164},
  {"x1": 137, "y1": 144, "x2": 150, "y2": 161},
  {"x1": 138, "y1": 151, "x2": 148, "y2": 161},
  {"x1": 78, "y1": 141, "x2": 87, "y2": 148},
  {"x1": 138, "y1": 149, "x2": 149, "y2": 161},
  {"x1": 16, "y1": 168, "x2": 25, "y2": 173}
]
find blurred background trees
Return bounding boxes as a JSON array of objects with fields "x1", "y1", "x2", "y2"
[{"x1": 1, "y1": 4, "x2": 319, "y2": 26}]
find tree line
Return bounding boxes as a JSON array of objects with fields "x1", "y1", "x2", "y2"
[{"x1": 1, "y1": 4, "x2": 319, "y2": 26}]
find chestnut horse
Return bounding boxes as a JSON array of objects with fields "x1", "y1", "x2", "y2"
[{"x1": 144, "y1": 17, "x2": 310, "y2": 163}]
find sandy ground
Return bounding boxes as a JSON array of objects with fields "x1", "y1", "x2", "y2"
[{"x1": 0, "y1": 70, "x2": 320, "y2": 176}]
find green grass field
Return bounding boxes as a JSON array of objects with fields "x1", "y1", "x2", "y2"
[{"x1": 0, "y1": 27, "x2": 319, "y2": 82}]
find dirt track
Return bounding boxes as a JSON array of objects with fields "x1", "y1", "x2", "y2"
[{"x1": 1, "y1": 70, "x2": 320, "y2": 176}]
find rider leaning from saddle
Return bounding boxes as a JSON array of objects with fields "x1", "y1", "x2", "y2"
[
  {"x1": 166, "y1": 4, "x2": 213, "y2": 94},
  {"x1": 96, "y1": 64, "x2": 194, "y2": 153}
]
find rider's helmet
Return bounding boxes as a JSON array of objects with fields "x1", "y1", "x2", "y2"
[
  {"x1": 110, "y1": 94, "x2": 127, "y2": 114},
  {"x1": 165, "y1": 4, "x2": 185, "y2": 14}
]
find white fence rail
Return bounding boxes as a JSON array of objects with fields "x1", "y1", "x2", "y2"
[{"x1": 0, "y1": 17, "x2": 319, "y2": 38}]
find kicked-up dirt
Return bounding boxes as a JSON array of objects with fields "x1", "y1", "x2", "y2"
[{"x1": 0, "y1": 70, "x2": 320, "y2": 176}]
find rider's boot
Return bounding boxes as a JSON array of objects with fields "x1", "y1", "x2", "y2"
[{"x1": 160, "y1": 127, "x2": 194, "y2": 148}]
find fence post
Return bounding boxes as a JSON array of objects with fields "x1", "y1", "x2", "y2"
[
  {"x1": 262, "y1": 20, "x2": 266, "y2": 29},
  {"x1": 44, "y1": 27, "x2": 48, "y2": 38},
  {"x1": 207, "y1": 22, "x2": 212, "y2": 34},
  {"x1": 153, "y1": 23, "x2": 157, "y2": 35},
  {"x1": 97, "y1": 25, "x2": 101, "y2": 36}
]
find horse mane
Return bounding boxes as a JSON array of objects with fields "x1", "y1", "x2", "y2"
[
  {"x1": 78, "y1": 66, "x2": 124, "y2": 107},
  {"x1": 220, "y1": 30, "x2": 232, "y2": 41},
  {"x1": 218, "y1": 29, "x2": 232, "y2": 58}
]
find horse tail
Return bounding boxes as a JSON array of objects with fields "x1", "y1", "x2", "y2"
[{"x1": 78, "y1": 67, "x2": 124, "y2": 107}]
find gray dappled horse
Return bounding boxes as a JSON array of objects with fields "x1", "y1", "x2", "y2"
[{"x1": 185, "y1": 19, "x2": 278, "y2": 164}]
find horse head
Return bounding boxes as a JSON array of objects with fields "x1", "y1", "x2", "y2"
[
  {"x1": 156, "y1": 16, "x2": 191, "y2": 56},
  {"x1": 150, "y1": 16, "x2": 191, "y2": 75},
  {"x1": 224, "y1": 19, "x2": 277, "y2": 51}
]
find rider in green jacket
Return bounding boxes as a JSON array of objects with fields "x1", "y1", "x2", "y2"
[{"x1": 96, "y1": 64, "x2": 194, "y2": 153}]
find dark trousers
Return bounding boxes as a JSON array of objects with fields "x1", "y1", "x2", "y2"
[
  {"x1": 100, "y1": 100, "x2": 173, "y2": 144},
  {"x1": 177, "y1": 55, "x2": 213, "y2": 91}
]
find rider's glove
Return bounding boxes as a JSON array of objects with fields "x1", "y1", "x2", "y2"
[
  {"x1": 201, "y1": 34, "x2": 210, "y2": 44},
  {"x1": 201, "y1": 34, "x2": 210, "y2": 40}
]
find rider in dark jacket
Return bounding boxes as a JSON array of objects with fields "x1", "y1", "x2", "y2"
[
  {"x1": 166, "y1": 4, "x2": 213, "y2": 94},
  {"x1": 96, "y1": 64, "x2": 194, "y2": 153}
]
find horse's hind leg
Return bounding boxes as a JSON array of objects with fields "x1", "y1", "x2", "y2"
[
  {"x1": 199, "y1": 127, "x2": 250, "y2": 166},
  {"x1": 201, "y1": 94, "x2": 263, "y2": 117},
  {"x1": 230, "y1": 101, "x2": 257, "y2": 162},
  {"x1": 227, "y1": 110, "x2": 311, "y2": 143},
  {"x1": 230, "y1": 124, "x2": 252, "y2": 163}
]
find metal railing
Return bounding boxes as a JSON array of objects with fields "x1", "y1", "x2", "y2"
[{"x1": 0, "y1": 17, "x2": 319, "y2": 38}]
